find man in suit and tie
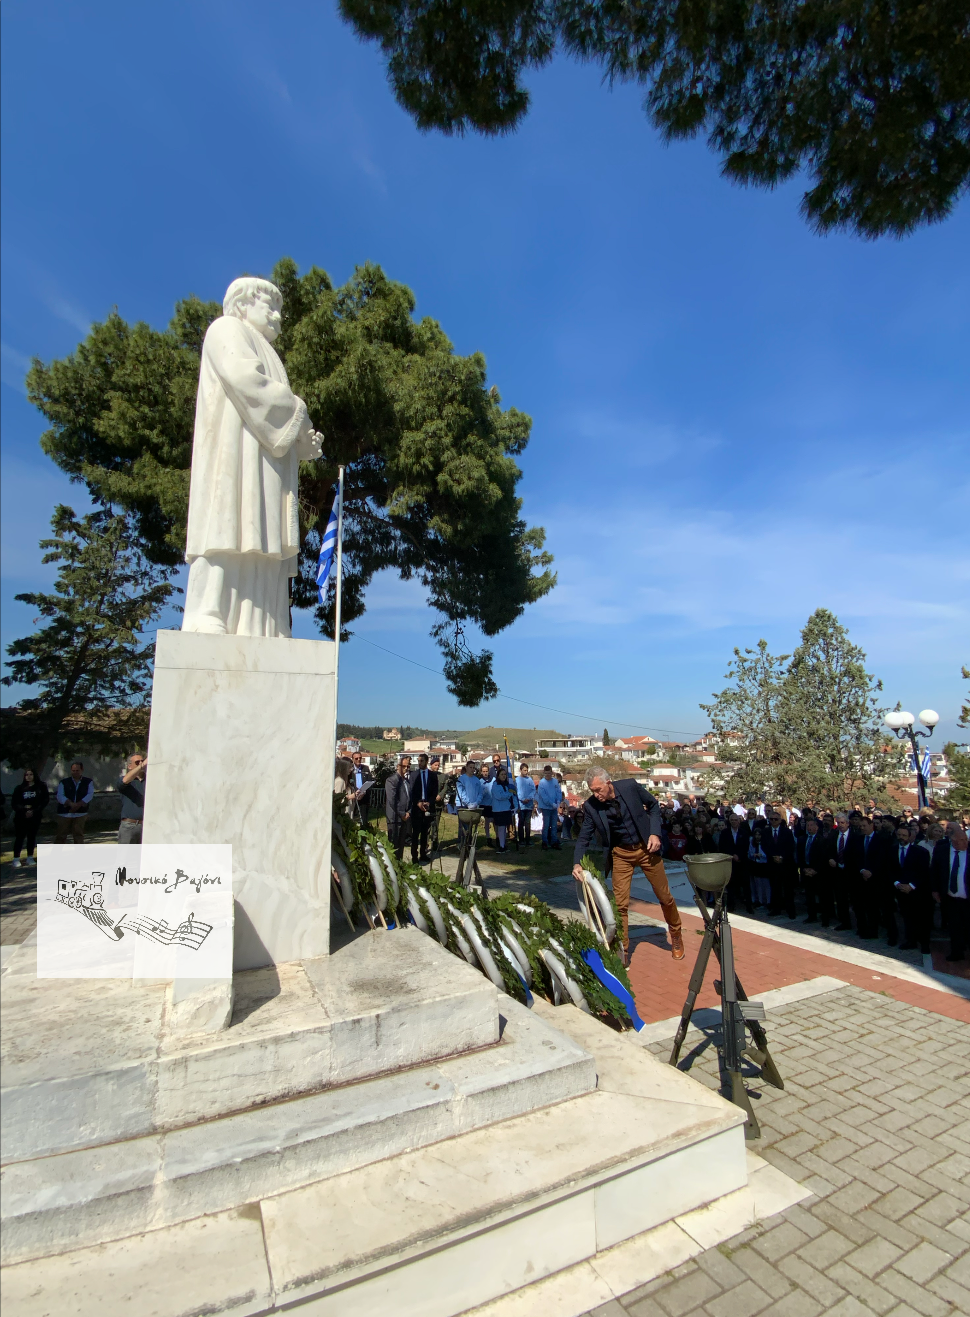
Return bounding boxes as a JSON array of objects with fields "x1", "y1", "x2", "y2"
[
  {"x1": 718, "y1": 811, "x2": 752, "y2": 912},
  {"x1": 854, "y1": 815, "x2": 890, "y2": 941},
  {"x1": 890, "y1": 822, "x2": 932, "y2": 952},
  {"x1": 798, "y1": 816, "x2": 829, "y2": 924},
  {"x1": 350, "y1": 752, "x2": 375, "y2": 826},
  {"x1": 931, "y1": 823, "x2": 969, "y2": 962},
  {"x1": 407, "y1": 754, "x2": 439, "y2": 863},
  {"x1": 761, "y1": 809, "x2": 797, "y2": 918},
  {"x1": 385, "y1": 756, "x2": 412, "y2": 860},
  {"x1": 825, "y1": 813, "x2": 856, "y2": 930}
]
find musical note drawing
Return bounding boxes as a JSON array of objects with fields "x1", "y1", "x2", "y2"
[{"x1": 123, "y1": 911, "x2": 212, "y2": 950}]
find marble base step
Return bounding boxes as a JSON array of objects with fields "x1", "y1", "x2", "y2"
[
  {"x1": 1, "y1": 996, "x2": 595, "y2": 1264},
  {"x1": 2, "y1": 1002, "x2": 758, "y2": 1317},
  {"x1": 1, "y1": 929, "x2": 498, "y2": 1161}
]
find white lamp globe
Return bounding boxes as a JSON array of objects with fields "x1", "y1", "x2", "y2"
[
  {"x1": 898, "y1": 711, "x2": 915, "y2": 727},
  {"x1": 884, "y1": 712, "x2": 906, "y2": 730},
  {"x1": 919, "y1": 709, "x2": 940, "y2": 728}
]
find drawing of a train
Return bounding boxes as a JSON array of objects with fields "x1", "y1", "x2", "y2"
[{"x1": 55, "y1": 875, "x2": 124, "y2": 939}]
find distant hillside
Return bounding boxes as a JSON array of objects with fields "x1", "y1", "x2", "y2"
[
  {"x1": 438, "y1": 727, "x2": 566, "y2": 753},
  {"x1": 339, "y1": 726, "x2": 568, "y2": 755}
]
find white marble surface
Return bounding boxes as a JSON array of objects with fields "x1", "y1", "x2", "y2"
[
  {"x1": 0, "y1": 933, "x2": 498, "y2": 1166},
  {"x1": 3, "y1": 1207, "x2": 272, "y2": 1317},
  {"x1": 142, "y1": 629, "x2": 335, "y2": 969},
  {"x1": 1, "y1": 996, "x2": 593, "y2": 1263},
  {"x1": 0, "y1": 995, "x2": 783, "y2": 1317}
]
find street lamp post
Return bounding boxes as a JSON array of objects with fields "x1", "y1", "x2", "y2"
[{"x1": 884, "y1": 709, "x2": 940, "y2": 810}]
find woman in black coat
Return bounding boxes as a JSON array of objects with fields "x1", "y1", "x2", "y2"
[{"x1": 11, "y1": 769, "x2": 50, "y2": 866}]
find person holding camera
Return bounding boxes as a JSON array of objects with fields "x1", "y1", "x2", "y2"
[{"x1": 118, "y1": 752, "x2": 148, "y2": 844}]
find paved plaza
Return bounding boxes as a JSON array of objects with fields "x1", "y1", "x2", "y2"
[{"x1": 580, "y1": 985, "x2": 970, "y2": 1317}]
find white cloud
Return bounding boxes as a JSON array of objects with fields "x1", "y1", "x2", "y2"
[{"x1": 1, "y1": 341, "x2": 32, "y2": 394}]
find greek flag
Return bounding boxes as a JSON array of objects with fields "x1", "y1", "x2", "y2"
[
  {"x1": 316, "y1": 499, "x2": 338, "y2": 604},
  {"x1": 910, "y1": 750, "x2": 932, "y2": 781}
]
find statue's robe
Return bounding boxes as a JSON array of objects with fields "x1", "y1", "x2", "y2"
[{"x1": 183, "y1": 315, "x2": 311, "y2": 637}]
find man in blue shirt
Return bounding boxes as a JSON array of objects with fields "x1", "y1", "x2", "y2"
[
  {"x1": 515, "y1": 762, "x2": 538, "y2": 847},
  {"x1": 455, "y1": 761, "x2": 485, "y2": 848},
  {"x1": 536, "y1": 765, "x2": 562, "y2": 850}
]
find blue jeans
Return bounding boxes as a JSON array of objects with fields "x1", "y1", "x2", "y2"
[{"x1": 541, "y1": 809, "x2": 559, "y2": 847}]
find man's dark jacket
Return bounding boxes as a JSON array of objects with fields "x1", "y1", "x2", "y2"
[
  {"x1": 407, "y1": 767, "x2": 440, "y2": 809},
  {"x1": 352, "y1": 763, "x2": 375, "y2": 797},
  {"x1": 719, "y1": 820, "x2": 751, "y2": 861},
  {"x1": 796, "y1": 829, "x2": 824, "y2": 874},
  {"x1": 888, "y1": 841, "x2": 931, "y2": 896},
  {"x1": 930, "y1": 838, "x2": 963, "y2": 896},
  {"x1": 385, "y1": 771, "x2": 411, "y2": 823},
  {"x1": 573, "y1": 780, "x2": 661, "y2": 868},
  {"x1": 761, "y1": 822, "x2": 796, "y2": 865}
]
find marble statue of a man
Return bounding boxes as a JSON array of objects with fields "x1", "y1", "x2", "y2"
[{"x1": 182, "y1": 277, "x2": 322, "y2": 637}]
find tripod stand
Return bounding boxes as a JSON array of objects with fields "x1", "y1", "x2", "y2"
[
  {"x1": 455, "y1": 808, "x2": 486, "y2": 888},
  {"x1": 669, "y1": 876, "x2": 784, "y2": 1139}
]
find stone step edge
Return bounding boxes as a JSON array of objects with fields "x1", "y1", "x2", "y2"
[
  {"x1": 462, "y1": 1156, "x2": 814, "y2": 1317},
  {"x1": 0, "y1": 999, "x2": 600, "y2": 1265}
]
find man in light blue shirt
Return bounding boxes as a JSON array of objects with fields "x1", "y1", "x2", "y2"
[
  {"x1": 515, "y1": 762, "x2": 537, "y2": 847},
  {"x1": 536, "y1": 765, "x2": 563, "y2": 850},
  {"x1": 456, "y1": 763, "x2": 484, "y2": 809},
  {"x1": 456, "y1": 761, "x2": 484, "y2": 848}
]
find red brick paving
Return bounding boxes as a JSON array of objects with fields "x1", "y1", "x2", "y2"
[{"x1": 627, "y1": 898, "x2": 970, "y2": 1027}]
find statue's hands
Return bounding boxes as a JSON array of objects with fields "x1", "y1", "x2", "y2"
[{"x1": 297, "y1": 429, "x2": 324, "y2": 462}]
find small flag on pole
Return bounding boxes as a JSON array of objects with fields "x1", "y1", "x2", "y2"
[{"x1": 316, "y1": 498, "x2": 338, "y2": 604}]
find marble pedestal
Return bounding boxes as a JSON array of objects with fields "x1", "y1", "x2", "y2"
[
  {"x1": 143, "y1": 630, "x2": 336, "y2": 970},
  {"x1": 0, "y1": 924, "x2": 797, "y2": 1317}
]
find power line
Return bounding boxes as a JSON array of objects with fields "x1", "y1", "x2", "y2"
[{"x1": 352, "y1": 634, "x2": 708, "y2": 739}]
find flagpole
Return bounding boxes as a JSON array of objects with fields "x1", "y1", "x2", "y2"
[{"x1": 333, "y1": 466, "x2": 345, "y2": 749}]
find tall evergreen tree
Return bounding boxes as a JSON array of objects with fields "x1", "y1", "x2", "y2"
[
  {"x1": 702, "y1": 610, "x2": 902, "y2": 807},
  {"x1": 701, "y1": 638, "x2": 790, "y2": 802},
  {"x1": 1, "y1": 507, "x2": 173, "y2": 773},
  {"x1": 340, "y1": 0, "x2": 970, "y2": 237},
  {"x1": 27, "y1": 259, "x2": 554, "y2": 705}
]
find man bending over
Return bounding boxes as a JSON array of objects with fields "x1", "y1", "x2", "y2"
[{"x1": 572, "y1": 769, "x2": 684, "y2": 966}]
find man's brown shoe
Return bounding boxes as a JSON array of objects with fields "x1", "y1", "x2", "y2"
[{"x1": 670, "y1": 930, "x2": 685, "y2": 961}]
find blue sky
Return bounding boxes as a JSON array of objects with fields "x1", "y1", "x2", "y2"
[{"x1": 2, "y1": 1, "x2": 968, "y2": 741}]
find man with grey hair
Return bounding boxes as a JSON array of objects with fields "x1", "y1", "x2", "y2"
[
  {"x1": 572, "y1": 768, "x2": 684, "y2": 965},
  {"x1": 182, "y1": 276, "x2": 323, "y2": 637}
]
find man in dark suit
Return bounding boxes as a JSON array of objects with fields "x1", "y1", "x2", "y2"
[
  {"x1": 761, "y1": 809, "x2": 797, "y2": 918},
  {"x1": 718, "y1": 812, "x2": 751, "y2": 912},
  {"x1": 350, "y1": 752, "x2": 375, "y2": 826},
  {"x1": 825, "y1": 813, "x2": 856, "y2": 930},
  {"x1": 407, "y1": 754, "x2": 439, "y2": 863},
  {"x1": 798, "y1": 817, "x2": 829, "y2": 924},
  {"x1": 853, "y1": 815, "x2": 890, "y2": 940},
  {"x1": 931, "y1": 824, "x2": 969, "y2": 962},
  {"x1": 385, "y1": 756, "x2": 412, "y2": 860},
  {"x1": 888, "y1": 822, "x2": 932, "y2": 952},
  {"x1": 572, "y1": 769, "x2": 683, "y2": 965}
]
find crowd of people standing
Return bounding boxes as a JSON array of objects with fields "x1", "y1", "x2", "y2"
[
  {"x1": 374, "y1": 753, "x2": 573, "y2": 861},
  {"x1": 657, "y1": 796, "x2": 969, "y2": 964}
]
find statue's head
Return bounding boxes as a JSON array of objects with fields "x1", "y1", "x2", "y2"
[{"x1": 223, "y1": 277, "x2": 283, "y2": 343}]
